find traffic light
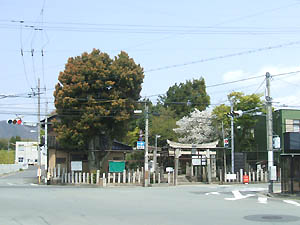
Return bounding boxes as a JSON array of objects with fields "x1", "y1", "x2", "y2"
[{"x1": 7, "y1": 119, "x2": 22, "y2": 125}]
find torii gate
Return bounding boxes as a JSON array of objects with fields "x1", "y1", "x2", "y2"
[{"x1": 167, "y1": 140, "x2": 220, "y2": 184}]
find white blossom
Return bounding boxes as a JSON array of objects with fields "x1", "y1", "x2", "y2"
[{"x1": 173, "y1": 109, "x2": 217, "y2": 144}]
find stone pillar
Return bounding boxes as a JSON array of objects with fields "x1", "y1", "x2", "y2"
[
  {"x1": 96, "y1": 170, "x2": 100, "y2": 184},
  {"x1": 240, "y1": 169, "x2": 243, "y2": 183},
  {"x1": 83, "y1": 173, "x2": 86, "y2": 184},
  {"x1": 103, "y1": 173, "x2": 106, "y2": 187},
  {"x1": 87, "y1": 173, "x2": 90, "y2": 184},
  {"x1": 133, "y1": 172, "x2": 136, "y2": 184},
  {"x1": 75, "y1": 172, "x2": 78, "y2": 184},
  {"x1": 71, "y1": 171, "x2": 75, "y2": 184},
  {"x1": 123, "y1": 170, "x2": 126, "y2": 183},
  {"x1": 79, "y1": 172, "x2": 82, "y2": 184},
  {"x1": 57, "y1": 164, "x2": 61, "y2": 178}
]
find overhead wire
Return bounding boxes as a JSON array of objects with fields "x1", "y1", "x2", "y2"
[{"x1": 145, "y1": 40, "x2": 300, "y2": 73}]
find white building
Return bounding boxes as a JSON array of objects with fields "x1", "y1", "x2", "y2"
[{"x1": 15, "y1": 142, "x2": 46, "y2": 166}]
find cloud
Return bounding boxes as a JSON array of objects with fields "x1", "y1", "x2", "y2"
[
  {"x1": 219, "y1": 65, "x2": 300, "y2": 109},
  {"x1": 222, "y1": 70, "x2": 247, "y2": 82}
]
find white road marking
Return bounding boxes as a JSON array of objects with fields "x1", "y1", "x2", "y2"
[
  {"x1": 30, "y1": 183, "x2": 38, "y2": 186},
  {"x1": 205, "y1": 192, "x2": 220, "y2": 195},
  {"x1": 7, "y1": 183, "x2": 14, "y2": 186},
  {"x1": 225, "y1": 190, "x2": 255, "y2": 201},
  {"x1": 283, "y1": 200, "x2": 300, "y2": 207},
  {"x1": 258, "y1": 197, "x2": 268, "y2": 204}
]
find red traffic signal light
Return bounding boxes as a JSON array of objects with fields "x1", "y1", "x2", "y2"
[{"x1": 7, "y1": 119, "x2": 22, "y2": 125}]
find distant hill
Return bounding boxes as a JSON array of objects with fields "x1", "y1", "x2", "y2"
[{"x1": 0, "y1": 120, "x2": 38, "y2": 140}]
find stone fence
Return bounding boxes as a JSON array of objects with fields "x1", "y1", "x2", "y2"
[
  {"x1": 49, "y1": 167, "x2": 175, "y2": 186},
  {"x1": 0, "y1": 164, "x2": 28, "y2": 175},
  {"x1": 221, "y1": 168, "x2": 281, "y2": 183}
]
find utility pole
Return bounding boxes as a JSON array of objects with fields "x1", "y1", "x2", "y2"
[
  {"x1": 266, "y1": 72, "x2": 274, "y2": 193},
  {"x1": 144, "y1": 103, "x2": 149, "y2": 187},
  {"x1": 37, "y1": 78, "x2": 41, "y2": 184},
  {"x1": 230, "y1": 100, "x2": 235, "y2": 173}
]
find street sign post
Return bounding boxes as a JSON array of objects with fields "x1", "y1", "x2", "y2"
[{"x1": 137, "y1": 141, "x2": 145, "y2": 150}]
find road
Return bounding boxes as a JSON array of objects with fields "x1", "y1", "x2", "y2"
[{"x1": 0, "y1": 168, "x2": 299, "y2": 225}]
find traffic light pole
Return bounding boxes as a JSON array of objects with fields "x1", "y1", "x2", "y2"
[{"x1": 230, "y1": 100, "x2": 235, "y2": 173}]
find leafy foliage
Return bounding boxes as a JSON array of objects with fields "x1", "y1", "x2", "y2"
[
  {"x1": 54, "y1": 49, "x2": 144, "y2": 149},
  {"x1": 149, "y1": 106, "x2": 178, "y2": 146},
  {"x1": 158, "y1": 78, "x2": 210, "y2": 118},
  {"x1": 174, "y1": 109, "x2": 217, "y2": 144},
  {"x1": 212, "y1": 92, "x2": 264, "y2": 152}
]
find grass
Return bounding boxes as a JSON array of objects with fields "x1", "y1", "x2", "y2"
[{"x1": 0, "y1": 150, "x2": 15, "y2": 164}]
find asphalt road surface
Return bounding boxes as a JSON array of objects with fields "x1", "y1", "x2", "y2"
[{"x1": 0, "y1": 168, "x2": 299, "y2": 225}]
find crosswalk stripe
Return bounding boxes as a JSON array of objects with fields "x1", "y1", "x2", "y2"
[
  {"x1": 258, "y1": 197, "x2": 268, "y2": 204},
  {"x1": 283, "y1": 200, "x2": 300, "y2": 207}
]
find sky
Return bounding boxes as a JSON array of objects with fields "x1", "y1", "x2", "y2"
[{"x1": 1, "y1": 0, "x2": 300, "y2": 124}]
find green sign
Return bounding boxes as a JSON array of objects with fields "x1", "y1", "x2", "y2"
[{"x1": 109, "y1": 161, "x2": 125, "y2": 173}]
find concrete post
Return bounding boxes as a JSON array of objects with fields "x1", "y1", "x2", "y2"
[
  {"x1": 79, "y1": 172, "x2": 82, "y2": 184},
  {"x1": 108, "y1": 173, "x2": 111, "y2": 184},
  {"x1": 168, "y1": 172, "x2": 171, "y2": 184},
  {"x1": 260, "y1": 170, "x2": 264, "y2": 182},
  {"x1": 133, "y1": 172, "x2": 136, "y2": 184},
  {"x1": 87, "y1": 173, "x2": 90, "y2": 184},
  {"x1": 91, "y1": 173, "x2": 94, "y2": 184},
  {"x1": 64, "y1": 173, "x2": 67, "y2": 184},
  {"x1": 138, "y1": 172, "x2": 141, "y2": 184},
  {"x1": 75, "y1": 172, "x2": 78, "y2": 184},
  {"x1": 96, "y1": 170, "x2": 100, "y2": 184},
  {"x1": 57, "y1": 164, "x2": 61, "y2": 178},
  {"x1": 123, "y1": 170, "x2": 126, "y2": 183},
  {"x1": 67, "y1": 173, "x2": 70, "y2": 183},
  {"x1": 71, "y1": 171, "x2": 75, "y2": 184},
  {"x1": 240, "y1": 169, "x2": 243, "y2": 183},
  {"x1": 128, "y1": 172, "x2": 131, "y2": 183},
  {"x1": 153, "y1": 173, "x2": 155, "y2": 184},
  {"x1": 54, "y1": 167, "x2": 57, "y2": 178},
  {"x1": 219, "y1": 169, "x2": 223, "y2": 183},
  {"x1": 118, "y1": 173, "x2": 121, "y2": 183},
  {"x1": 158, "y1": 173, "x2": 161, "y2": 184},
  {"x1": 103, "y1": 173, "x2": 106, "y2": 187},
  {"x1": 83, "y1": 173, "x2": 86, "y2": 184}
]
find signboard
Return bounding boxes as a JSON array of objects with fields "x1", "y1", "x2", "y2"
[
  {"x1": 225, "y1": 173, "x2": 237, "y2": 180},
  {"x1": 109, "y1": 161, "x2": 125, "y2": 173},
  {"x1": 166, "y1": 167, "x2": 174, "y2": 173},
  {"x1": 71, "y1": 161, "x2": 82, "y2": 171},
  {"x1": 137, "y1": 141, "x2": 145, "y2": 150},
  {"x1": 270, "y1": 166, "x2": 277, "y2": 181},
  {"x1": 273, "y1": 136, "x2": 280, "y2": 149},
  {"x1": 192, "y1": 158, "x2": 201, "y2": 166}
]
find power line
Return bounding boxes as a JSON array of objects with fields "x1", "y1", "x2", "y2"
[{"x1": 145, "y1": 40, "x2": 300, "y2": 73}]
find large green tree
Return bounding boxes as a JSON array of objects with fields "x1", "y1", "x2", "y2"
[
  {"x1": 158, "y1": 78, "x2": 210, "y2": 118},
  {"x1": 54, "y1": 49, "x2": 144, "y2": 168},
  {"x1": 212, "y1": 92, "x2": 264, "y2": 152}
]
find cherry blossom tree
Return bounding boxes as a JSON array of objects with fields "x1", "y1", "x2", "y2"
[{"x1": 173, "y1": 109, "x2": 217, "y2": 144}]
